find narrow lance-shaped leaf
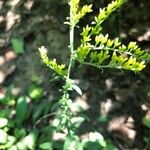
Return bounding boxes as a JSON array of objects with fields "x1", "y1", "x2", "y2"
[
  {"x1": 72, "y1": 84, "x2": 82, "y2": 95},
  {"x1": 16, "y1": 97, "x2": 28, "y2": 126}
]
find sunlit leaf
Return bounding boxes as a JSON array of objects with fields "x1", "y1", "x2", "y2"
[
  {"x1": 39, "y1": 142, "x2": 52, "y2": 150},
  {"x1": 72, "y1": 84, "x2": 82, "y2": 95},
  {"x1": 63, "y1": 137, "x2": 78, "y2": 150},
  {"x1": 17, "y1": 141, "x2": 27, "y2": 150},
  {"x1": 8, "y1": 145, "x2": 18, "y2": 150},
  {"x1": 28, "y1": 85, "x2": 44, "y2": 100},
  {"x1": 0, "y1": 129, "x2": 8, "y2": 144},
  {"x1": 5, "y1": 136, "x2": 16, "y2": 148},
  {"x1": 23, "y1": 130, "x2": 38, "y2": 150},
  {"x1": 0, "y1": 118, "x2": 8, "y2": 128},
  {"x1": 84, "y1": 131, "x2": 107, "y2": 148}
]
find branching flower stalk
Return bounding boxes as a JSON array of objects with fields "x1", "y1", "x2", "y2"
[{"x1": 38, "y1": 0, "x2": 150, "y2": 148}]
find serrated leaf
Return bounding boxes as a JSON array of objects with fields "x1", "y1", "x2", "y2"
[
  {"x1": 12, "y1": 38, "x2": 24, "y2": 54},
  {"x1": 72, "y1": 84, "x2": 82, "y2": 95}
]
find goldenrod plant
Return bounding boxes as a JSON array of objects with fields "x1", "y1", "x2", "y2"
[{"x1": 38, "y1": 0, "x2": 150, "y2": 149}]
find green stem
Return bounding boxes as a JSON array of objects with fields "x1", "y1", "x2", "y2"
[
  {"x1": 67, "y1": 26, "x2": 75, "y2": 79},
  {"x1": 61, "y1": 5, "x2": 76, "y2": 137},
  {"x1": 64, "y1": 25, "x2": 75, "y2": 136},
  {"x1": 81, "y1": 61, "x2": 124, "y2": 70},
  {"x1": 70, "y1": 26, "x2": 74, "y2": 53}
]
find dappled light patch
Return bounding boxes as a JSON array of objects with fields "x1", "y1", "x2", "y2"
[
  {"x1": 73, "y1": 94, "x2": 90, "y2": 112},
  {"x1": 141, "y1": 103, "x2": 149, "y2": 111},
  {"x1": 108, "y1": 116, "x2": 136, "y2": 145},
  {"x1": 0, "y1": 0, "x2": 3, "y2": 10},
  {"x1": 138, "y1": 30, "x2": 150, "y2": 42},
  {"x1": 0, "y1": 38, "x2": 5, "y2": 47},
  {"x1": 0, "y1": 64, "x2": 16, "y2": 84},
  {"x1": 24, "y1": 0, "x2": 34, "y2": 10},
  {"x1": 0, "y1": 56, "x2": 5, "y2": 65},
  {"x1": 6, "y1": 10, "x2": 20, "y2": 31},
  {"x1": 0, "y1": 50, "x2": 16, "y2": 83},
  {"x1": 100, "y1": 98, "x2": 113, "y2": 115},
  {"x1": 4, "y1": 50, "x2": 16, "y2": 61},
  {"x1": 52, "y1": 132, "x2": 66, "y2": 141},
  {"x1": 9, "y1": 0, "x2": 20, "y2": 7},
  {"x1": 105, "y1": 78, "x2": 113, "y2": 91},
  {"x1": 0, "y1": 87, "x2": 6, "y2": 99}
]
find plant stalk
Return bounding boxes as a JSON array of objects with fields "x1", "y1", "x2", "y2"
[
  {"x1": 67, "y1": 26, "x2": 75, "y2": 80},
  {"x1": 61, "y1": 4, "x2": 76, "y2": 136}
]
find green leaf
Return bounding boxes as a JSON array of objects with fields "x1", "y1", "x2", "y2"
[
  {"x1": 72, "y1": 84, "x2": 82, "y2": 95},
  {"x1": 39, "y1": 142, "x2": 52, "y2": 150},
  {"x1": 79, "y1": 114, "x2": 90, "y2": 121},
  {"x1": 16, "y1": 97, "x2": 28, "y2": 126},
  {"x1": 105, "y1": 139, "x2": 118, "y2": 150},
  {"x1": 0, "y1": 118, "x2": 8, "y2": 128},
  {"x1": 14, "y1": 128, "x2": 26, "y2": 139},
  {"x1": 51, "y1": 102, "x2": 60, "y2": 112},
  {"x1": 5, "y1": 136, "x2": 17, "y2": 148},
  {"x1": 143, "y1": 118, "x2": 150, "y2": 128},
  {"x1": 98, "y1": 115, "x2": 108, "y2": 123},
  {"x1": 12, "y1": 38, "x2": 24, "y2": 54},
  {"x1": 53, "y1": 141, "x2": 63, "y2": 149},
  {"x1": 38, "y1": 46, "x2": 67, "y2": 76},
  {"x1": 17, "y1": 141, "x2": 27, "y2": 150},
  {"x1": 8, "y1": 145, "x2": 18, "y2": 150},
  {"x1": 28, "y1": 85, "x2": 44, "y2": 100},
  {"x1": 0, "y1": 129, "x2": 8, "y2": 144},
  {"x1": 63, "y1": 137, "x2": 77, "y2": 150},
  {"x1": 77, "y1": 44, "x2": 91, "y2": 62},
  {"x1": 83, "y1": 141, "x2": 101, "y2": 150},
  {"x1": 32, "y1": 103, "x2": 47, "y2": 122},
  {"x1": 23, "y1": 130, "x2": 38, "y2": 150},
  {"x1": 89, "y1": 132, "x2": 105, "y2": 143}
]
